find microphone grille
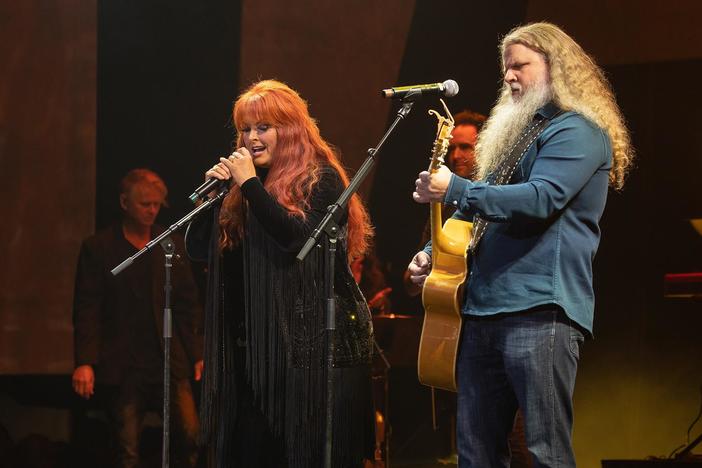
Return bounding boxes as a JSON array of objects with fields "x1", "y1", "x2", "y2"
[{"x1": 442, "y1": 79, "x2": 459, "y2": 97}]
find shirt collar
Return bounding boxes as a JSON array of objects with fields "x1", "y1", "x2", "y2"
[{"x1": 536, "y1": 101, "x2": 561, "y2": 120}]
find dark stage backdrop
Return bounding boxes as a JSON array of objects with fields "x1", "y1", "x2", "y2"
[
  {"x1": 96, "y1": 0, "x2": 241, "y2": 230},
  {"x1": 237, "y1": 0, "x2": 416, "y2": 198},
  {"x1": 0, "y1": 0, "x2": 96, "y2": 375}
]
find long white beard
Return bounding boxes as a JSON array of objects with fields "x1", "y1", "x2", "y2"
[{"x1": 475, "y1": 81, "x2": 553, "y2": 180}]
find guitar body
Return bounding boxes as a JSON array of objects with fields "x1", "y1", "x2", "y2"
[{"x1": 418, "y1": 218, "x2": 471, "y2": 391}]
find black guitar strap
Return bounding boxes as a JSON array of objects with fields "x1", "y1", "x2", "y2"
[{"x1": 469, "y1": 111, "x2": 561, "y2": 253}]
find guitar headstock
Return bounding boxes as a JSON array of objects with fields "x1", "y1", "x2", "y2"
[{"x1": 427, "y1": 99, "x2": 455, "y2": 172}]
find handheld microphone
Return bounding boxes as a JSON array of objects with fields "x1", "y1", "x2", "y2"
[
  {"x1": 381, "y1": 79, "x2": 459, "y2": 99},
  {"x1": 188, "y1": 178, "x2": 228, "y2": 204}
]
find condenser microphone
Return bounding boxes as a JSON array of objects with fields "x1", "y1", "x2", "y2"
[{"x1": 381, "y1": 79, "x2": 459, "y2": 99}]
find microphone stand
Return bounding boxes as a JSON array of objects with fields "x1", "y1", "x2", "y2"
[
  {"x1": 675, "y1": 431, "x2": 702, "y2": 460},
  {"x1": 160, "y1": 237, "x2": 174, "y2": 468},
  {"x1": 297, "y1": 96, "x2": 417, "y2": 468},
  {"x1": 111, "y1": 187, "x2": 229, "y2": 468}
]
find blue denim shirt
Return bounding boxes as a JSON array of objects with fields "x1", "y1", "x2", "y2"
[{"x1": 424, "y1": 103, "x2": 611, "y2": 335}]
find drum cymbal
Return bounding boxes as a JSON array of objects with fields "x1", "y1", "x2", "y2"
[
  {"x1": 372, "y1": 313, "x2": 414, "y2": 320},
  {"x1": 372, "y1": 313, "x2": 422, "y2": 368}
]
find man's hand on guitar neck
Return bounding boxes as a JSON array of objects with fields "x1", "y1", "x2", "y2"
[
  {"x1": 407, "y1": 251, "x2": 432, "y2": 288},
  {"x1": 413, "y1": 165, "x2": 452, "y2": 204}
]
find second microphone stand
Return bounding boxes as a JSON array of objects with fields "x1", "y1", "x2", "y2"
[{"x1": 297, "y1": 97, "x2": 417, "y2": 468}]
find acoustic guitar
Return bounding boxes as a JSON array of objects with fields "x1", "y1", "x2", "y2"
[{"x1": 417, "y1": 100, "x2": 472, "y2": 392}]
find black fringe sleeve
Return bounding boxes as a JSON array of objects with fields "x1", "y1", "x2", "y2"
[{"x1": 240, "y1": 167, "x2": 345, "y2": 252}]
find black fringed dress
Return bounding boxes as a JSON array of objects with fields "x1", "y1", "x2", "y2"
[{"x1": 186, "y1": 166, "x2": 374, "y2": 467}]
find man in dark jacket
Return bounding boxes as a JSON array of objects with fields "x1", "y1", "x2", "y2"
[{"x1": 72, "y1": 168, "x2": 203, "y2": 467}]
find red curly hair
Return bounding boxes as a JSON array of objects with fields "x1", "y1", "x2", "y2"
[{"x1": 219, "y1": 79, "x2": 372, "y2": 260}]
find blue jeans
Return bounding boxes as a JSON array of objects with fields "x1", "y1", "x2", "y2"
[{"x1": 456, "y1": 307, "x2": 584, "y2": 468}]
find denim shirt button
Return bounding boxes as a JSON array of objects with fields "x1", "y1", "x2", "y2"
[{"x1": 452, "y1": 200, "x2": 458, "y2": 206}]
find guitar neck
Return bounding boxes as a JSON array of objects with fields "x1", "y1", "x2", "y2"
[
  {"x1": 430, "y1": 201, "x2": 447, "y2": 256},
  {"x1": 426, "y1": 102, "x2": 454, "y2": 260}
]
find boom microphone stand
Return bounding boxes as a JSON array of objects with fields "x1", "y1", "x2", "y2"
[
  {"x1": 297, "y1": 96, "x2": 417, "y2": 468},
  {"x1": 111, "y1": 187, "x2": 229, "y2": 468}
]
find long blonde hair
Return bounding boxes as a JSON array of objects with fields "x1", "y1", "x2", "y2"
[{"x1": 497, "y1": 22, "x2": 634, "y2": 190}]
